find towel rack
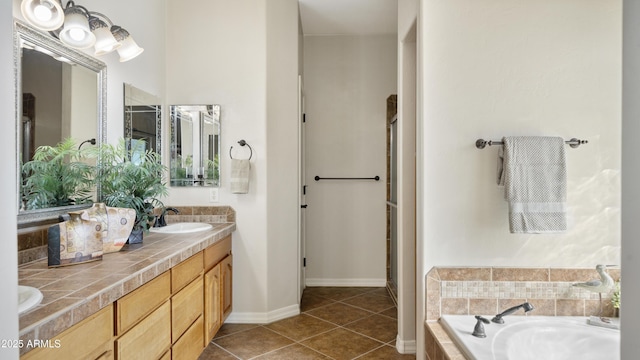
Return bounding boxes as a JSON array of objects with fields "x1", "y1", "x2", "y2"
[
  {"x1": 314, "y1": 176, "x2": 380, "y2": 181},
  {"x1": 230, "y1": 139, "x2": 253, "y2": 160},
  {"x1": 475, "y1": 138, "x2": 588, "y2": 149}
]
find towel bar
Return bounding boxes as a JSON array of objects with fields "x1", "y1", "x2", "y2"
[
  {"x1": 314, "y1": 176, "x2": 380, "y2": 181},
  {"x1": 475, "y1": 138, "x2": 588, "y2": 149}
]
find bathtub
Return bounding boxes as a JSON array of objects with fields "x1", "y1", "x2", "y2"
[{"x1": 440, "y1": 315, "x2": 620, "y2": 360}]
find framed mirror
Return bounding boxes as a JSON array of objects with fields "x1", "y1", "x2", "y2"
[
  {"x1": 15, "y1": 20, "x2": 107, "y2": 225},
  {"x1": 124, "y1": 83, "x2": 161, "y2": 157},
  {"x1": 169, "y1": 105, "x2": 221, "y2": 187}
]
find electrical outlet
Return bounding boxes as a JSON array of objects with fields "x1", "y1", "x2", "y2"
[{"x1": 209, "y1": 188, "x2": 219, "y2": 202}]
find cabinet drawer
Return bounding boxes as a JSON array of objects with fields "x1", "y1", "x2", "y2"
[
  {"x1": 172, "y1": 275, "x2": 203, "y2": 343},
  {"x1": 116, "y1": 300, "x2": 171, "y2": 360},
  {"x1": 172, "y1": 252, "x2": 203, "y2": 293},
  {"x1": 22, "y1": 305, "x2": 113, "y2": 360},
  {"x1": 204, "y1": 235, "x2": 231, "y2": 270},
  {"x1": 172, "y1": 315, "x2": 204, "y2": 360},
  {"x1": 116, "y1": 271, "x2": 170, "y2": 335}
]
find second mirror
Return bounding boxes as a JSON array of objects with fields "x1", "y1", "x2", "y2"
[{"x1": 169, "y1": 105, "x2": 221, "y2": 187}]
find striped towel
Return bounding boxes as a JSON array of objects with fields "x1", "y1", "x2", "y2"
[{"x1": 497, "y1": 136, "x2": 567, "y2": 233}]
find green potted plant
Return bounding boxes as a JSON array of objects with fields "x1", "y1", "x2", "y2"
[
  {"x1": 611, "y1": 279, "x2": 620, "y2": 317},
  {"x1": 21, "y1": 138, "x2": 94, "y2": 210},
  {"x1": 206, "y1": 155, "x2": 220, "y2": 186},
  {"x1": 94, "y1": 140, "x2": 168, "y2": 243}
]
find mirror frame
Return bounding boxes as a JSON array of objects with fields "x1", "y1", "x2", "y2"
[
  {"x1": 123, "y1": 83, "x2": 162, "y2": 156},
  {"x1": 169, "y1": 104, "x2": 221, "y2": 187},
  {"x1": 15, "y1": 20, "x2": 107, "y2": 226}
]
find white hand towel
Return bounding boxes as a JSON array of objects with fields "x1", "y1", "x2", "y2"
[
  {"x1": 500, "y1": 136, "x2": 567, "y2": 233},
  {"x1": 230, "y1": 159, "x2": 251, "y2": 194}
]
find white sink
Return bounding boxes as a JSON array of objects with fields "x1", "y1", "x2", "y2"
[
  {"x1": 18, "y1": 285, "x2": 43, "y2": 315},
  {"x1": 150, "y1": 222, "x2": 213, "y2": 234}
]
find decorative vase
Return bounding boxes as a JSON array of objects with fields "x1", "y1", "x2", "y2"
[
  {"x1": 127, "y1": 228, "x2": 144, "y2": 244},
  {"x1": 48, "y1": 213, "x2": 103, "y2": 267},
  {"x1": 74, "y1": 203, "x2": 137, "y2": 253}
]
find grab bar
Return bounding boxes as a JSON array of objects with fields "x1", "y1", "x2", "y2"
[{"x1": 314, "y1": 176, "x2": 380, "y2": 181}]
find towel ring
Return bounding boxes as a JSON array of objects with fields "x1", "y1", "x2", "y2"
[{"x1": 230, "y1": 139, "x2": 253, "y2": 160}]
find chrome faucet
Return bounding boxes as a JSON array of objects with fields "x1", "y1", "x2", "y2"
[
  {"x1": 491, "y1": 302, "x2": 534, "y2": 324},
  {"x1": 155, "y1": 207, "x2": 179, "y2": 227}
]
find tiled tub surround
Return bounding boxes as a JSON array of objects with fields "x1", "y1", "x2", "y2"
[
  {"x1": 17, "y1": 205, "x2": 235, "y2": 265},
  {"x1": 424, "y1": 267, "x2": 621, "y2": 360},
  {"x1": 17, "y1": 220, "x2": 235, "y2": 356}
]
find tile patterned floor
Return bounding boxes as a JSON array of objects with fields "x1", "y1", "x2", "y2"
[{"x1": 199, "y1": 287, "x2": 416, "y2": 360}]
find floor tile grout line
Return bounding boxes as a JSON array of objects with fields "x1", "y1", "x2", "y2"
[
  {"x1": 247, "y1": 342, "x2": 298, "y2": 360},
  {"x1": 209, "y1": 341, "x2": 243, "y2": 359},
  {"x1": 212, "y1": 324, "x2": 261, "y2": 341},
  {"x1": 337, "y1": 325, "x2": 389, "y2": 347},
  {"x1": 212, "y1": 287, "x2": 401, "y2": 359},
  {"x1": 351, "y1": 343, "x2": 392, "y2": 360},
  {"x1": 262, "y1": 321, "x2": 339, "y2": 343},
  {"x1": 295, "y1": 341, "x2": 340, "y2": 360}
]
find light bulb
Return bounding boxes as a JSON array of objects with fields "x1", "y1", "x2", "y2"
[
  {"x1": 69, "y1": 28, "x2": 86, "y2": 41},
  {"x1": 33, "y1": 3, "x2": 52, "y2": 21}
]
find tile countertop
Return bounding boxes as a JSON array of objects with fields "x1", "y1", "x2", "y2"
[{"x1": 17, "y1": 222, "x2": 236, "y2": 351}]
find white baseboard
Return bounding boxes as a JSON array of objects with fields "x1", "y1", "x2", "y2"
[
  {"x1": 395, "y1": 334, "x2": 417, "y2": 354},
  {"x1": 305, "y1": 278, "x2": 387, "y2": 287},
  {"x1": 225, "y1": 304, "x2": 300, "y2": 324}
]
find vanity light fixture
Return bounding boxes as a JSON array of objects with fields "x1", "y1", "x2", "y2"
[
  {"x1": 20, "y1": 0, "x2": 143, "y2": 61},
  {"x1": 111, "y1": 26, "x2": 144, "y2": 62},
  {"x1": 58, "y1": 3, "x2": 95, "y2": 49},
  {"x1": 20, "y1": 0, "x2": 65, "y2": 31},
  {"x1": 89, "y1": 13, "x2": 121, "y2": 56}
]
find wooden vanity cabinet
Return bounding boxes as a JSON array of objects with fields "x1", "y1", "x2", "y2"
[
  {"x1": 22, "y1": 304, "x2": 114, "y2": 360},
  {"x1": 21, "y1": 236, "x2": 232, "y2": 360},
  {"x1": 221, "y1": 254, "x2": 233, "y2": 319},
  {"x1": 203, "y1": 235, "x2": 232, "y2": 345},
  {"x1": 116, "y1": 271, "x2": 171, "y2": 335},
  {"x1": 204, "y1": 263, "x2": 221, "y2": 343},
  {"x1": 115, "y1": 301, "x2": 171, "y2": 360},
  {"x1": 170, "y1": 253, "x2": 204, "y2": 359}
]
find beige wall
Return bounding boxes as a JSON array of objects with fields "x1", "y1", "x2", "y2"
[
  {"x1": 420, "y1": 0, "x2": 621, "y2": 268},
  {"x1": 303, "y1": 34, "x2": 397, "y2": 285},
  {"x1": 419, "y1": 0, "x2": 621, "y2": 358},
  {"x1": 622, "y1": 0, "x2": 640, "y2": 358},
  {"x1": 1, "y1": 0, "x2": 19, "y2": 357},
  {"x1": 166, "y1": 0, "x2": 301, "y2": 321}
]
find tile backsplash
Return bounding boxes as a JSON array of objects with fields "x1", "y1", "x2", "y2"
[
  {"x1": 426, "y1": 266, "x2": 620, "y2": 321},
  {"x1": 17, "y1": 205, "x2": 236, "y2": 265}
]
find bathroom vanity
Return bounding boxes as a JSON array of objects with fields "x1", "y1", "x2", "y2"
[{"x1": 18, "y1": 221, "x2": 234, "y2": 359}]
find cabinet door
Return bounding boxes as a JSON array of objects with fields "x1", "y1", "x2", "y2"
[
  {"x1": 221, "y1": 255, "x2": 233, "y2": 320},
  {"x1": 204, "y1": 263, "x2": 221, "y2": 343}
]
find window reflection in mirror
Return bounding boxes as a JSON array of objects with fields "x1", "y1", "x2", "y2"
[
  {"x1": 123, "y1": 83, "x2": 162, "y2": 157},
  {"x1": 169, "y1": 105, "x2": 220, "y2": 187},
  {"x1": 16, "y1": 21, "x2": 106, "y2": 224}
]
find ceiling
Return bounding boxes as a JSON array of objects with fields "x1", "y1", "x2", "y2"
[{"x1": 298, "y1": 0, "x2": 398, "y2": 36}]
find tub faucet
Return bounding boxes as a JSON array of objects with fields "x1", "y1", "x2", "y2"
[
  {"x1": 472, "y1": 316, "x2": 491, "y2": 338},
  {"x1": 155, "y1": 207, "x2": 179, "y2": 227},
  {"x1": 491, "y1": 302, "x2": 534, "y2": 324}
]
